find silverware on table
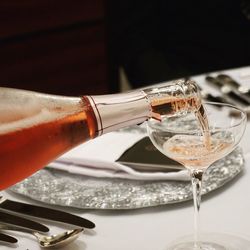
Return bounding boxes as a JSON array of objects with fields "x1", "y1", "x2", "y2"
[
  {"x1": 0, "y1": 224, "x2": 83, "y2": 249},
  {"x1": 216, "y1": 74, "x2": 250, "y2": 94},
  {"x1": 205, "y1": 75, "x2": 250, "y2": 106},
  {"x1": 0, "y1": 210, "x2": 49, "y2": 232},
  {"x1": 0, "y1": 196, "x2": 95, "y2": 229},
  {"x1": 216, "y1": 74, "x2": 250, "y2": 103},
  {"x1": 197, "y1": 84, "x2": 230, "y2": 104},
  {"x1": 0, "y1": 232, "x2": 18, "y2": 244}
]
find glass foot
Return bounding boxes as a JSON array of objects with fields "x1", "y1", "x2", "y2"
[
  {"x1": 166, "y1": 241, "x2": 225, "y2": 250},
  {"x1": 165, "y1": 233, "x2": 250, "y2": 250}
]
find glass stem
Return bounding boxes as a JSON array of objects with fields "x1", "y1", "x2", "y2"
[{"x1": 190, "y1": 169, "x2": 204, "y2": 249}]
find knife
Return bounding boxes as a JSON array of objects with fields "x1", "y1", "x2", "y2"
[
  {"x1": 205, "y1": 76, "x2": 250, "y2": 106},
  {"x1": 0, "y1": 196, "x2": 95, "y2": 229},
  {"x1": 0, "y1": 210, "x2": 49, "y2": 233},
  {"x1": 0, "y1": 232, "x2": 18, "y2": 244}
]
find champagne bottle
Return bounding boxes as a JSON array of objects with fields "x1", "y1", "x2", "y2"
[{"x1": 0, "y1": 79, "x2": 200, "y2": 189}]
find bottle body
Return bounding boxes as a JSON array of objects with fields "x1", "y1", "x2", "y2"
[
  {"x1": 0, "y1": 89, "x2": 98, "y2": 190},
  {"x1": 0, "y1": 79, "x2": 200, "y2": 190}
]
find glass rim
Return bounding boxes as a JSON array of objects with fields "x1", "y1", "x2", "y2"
[{"x1": 147, "y1": 101, "x2": 247, "y2": 134}]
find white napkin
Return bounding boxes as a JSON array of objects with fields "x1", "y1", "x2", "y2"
[{"x1": 47, "y1": 132, "x2": 189, "y2": 181}]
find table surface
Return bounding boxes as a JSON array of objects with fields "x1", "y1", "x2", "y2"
[{"x1": 2, "y1": 66, "x2": 250, "y2": 250}]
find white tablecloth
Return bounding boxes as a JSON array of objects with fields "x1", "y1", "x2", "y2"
[{"x1": 2, "y1": 66, "x2": 250, "y2": 250}]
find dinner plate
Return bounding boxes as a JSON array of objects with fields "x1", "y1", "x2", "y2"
[{"x1": 9, "y1": 147, "x2": 244, "y2": 210}]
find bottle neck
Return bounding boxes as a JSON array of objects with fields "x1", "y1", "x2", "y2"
[
  {"x1": 87, "y1": 91, "x2": 151, "y2": 135},
  {"x1": 86, "y1": 79, "x2": 201, "y2": 136}
]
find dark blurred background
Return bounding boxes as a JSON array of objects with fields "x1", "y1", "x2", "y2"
[
  {"x1": 0, "y1": 0, "x2": 117, "y2": 96},
  {"x1": 1, "y1": 0, "x2": 250, "y2": 96}
]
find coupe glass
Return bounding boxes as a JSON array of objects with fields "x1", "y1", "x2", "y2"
[{"x1": 147, "y1": 102, "x2": 247, "y2": 250}]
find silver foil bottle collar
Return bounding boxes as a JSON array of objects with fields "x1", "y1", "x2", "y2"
[{"x1": 88, "y1": 91, "x2": 151, "y2": 135}]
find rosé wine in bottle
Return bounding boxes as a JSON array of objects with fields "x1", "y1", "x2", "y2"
[{"x1": 0, "y1": 79, "x2": 200, "y2": 189}]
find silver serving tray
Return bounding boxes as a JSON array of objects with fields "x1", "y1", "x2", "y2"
[{"x1": 9, "y1": 147, "x2": 244, "y2": 210}]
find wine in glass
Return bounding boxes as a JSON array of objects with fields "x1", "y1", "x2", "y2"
[{"x1": 147, "y1": 102, "x2": 247, "y2": 250}]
